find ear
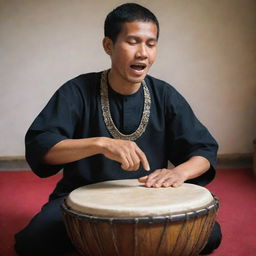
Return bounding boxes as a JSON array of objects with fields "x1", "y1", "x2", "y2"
[{"x1": 103, "y1": 37, "x2": 114, "y2": 56}]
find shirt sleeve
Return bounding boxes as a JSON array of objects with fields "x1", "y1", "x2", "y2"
[
  {"x1": 165, "y1": 86, "x2": 218, "y2": 186},
  {"x1": 25, "y1": 81, "x2": 83, "y2": 177}
]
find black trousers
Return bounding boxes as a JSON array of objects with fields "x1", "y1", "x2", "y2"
[{"x1": 15, "y1": 196, "x2": 222, "y2": 256}]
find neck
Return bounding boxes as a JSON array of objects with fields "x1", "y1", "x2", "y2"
[{"x1": 108, "y1": 69, "x2": 141, "y2": 95}]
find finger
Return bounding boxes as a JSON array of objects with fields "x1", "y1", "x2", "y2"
[
  {"x1": 162, "y1": 180, "x2": 175, "y2": 188},
  {"x1": 136, "y1": 147, "x2": 150, "y2": 171},
  {"x1": 120, "y1": 154, "x2": 131, "y2": 171},
  {"x1": 162, "y1": 178, "x2": 182, "y2": 188},
  {"x1": 138, "y1": 176, "x2": 148, "y2": 183},
  {"x1": 152, "y1": 178, "x2": 167, "y2": 188},
  {"x1": 145, "y1": 169, "x2": 168, "y2": 187},
  {"x1": 153, "y1": 175, "x2": 172, "y2": 187},
  {"x1": 142, "y1": 172, "x2": 160, "y2": 187},
  {"x1": 122, "y1": 152, "x2": 139, "y2": 171},
  {"x1": 145, "y1": 177, "x2": 159, "y2": 188},
  {"x1": 148, "y1": 168, "x2": 165, "y2": 177},
  {"x1": 171, "y1": 180, "x2": 183, "y2": 187},
  {"x1": 145, "y1": 169, "x2": 163, "y2": 183},
  {"x1": 129, "y1": 151, "x2": 140, "y2": 171}
]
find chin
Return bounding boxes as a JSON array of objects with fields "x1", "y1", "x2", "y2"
[
  {"x1": 127, "y1": 74, "x2": 147, "y2": 84},
  {"x1": 129, "y1": 78, "x2": 144, "y2": 84}
]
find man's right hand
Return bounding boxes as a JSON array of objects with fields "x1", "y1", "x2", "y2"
[
  {"x1": 99, "y1": 137, "x2": 150, "y2": 171},
  {"x1": 43, "y1": 137, "x2": 150, "y2": 172}
]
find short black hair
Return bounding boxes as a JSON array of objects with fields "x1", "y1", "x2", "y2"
[{"x1": 104, "y1": 3, "x2": 159, "y2": 43}]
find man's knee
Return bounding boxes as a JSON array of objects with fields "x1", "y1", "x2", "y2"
[
  {"x1": 15, "y1": 227, "x2": 45, "y2": 256},
  {"x1": 15, "y1": 220, "x2": 73, "y2": 256},
  {"x1": 14, "y1": 197, "x2": 74, "y2": 256},
  {"x1": 200, "y1": 221, "x2": 222, "y2": 255}
]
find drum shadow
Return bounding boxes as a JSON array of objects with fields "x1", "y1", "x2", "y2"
[{"x1": 85, "y1": 180, "x2": 147, "y2": 190}]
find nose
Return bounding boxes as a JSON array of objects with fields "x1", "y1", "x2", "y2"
[{"x1": 135, "y1": 44, "x2": 148, "y2": 59}]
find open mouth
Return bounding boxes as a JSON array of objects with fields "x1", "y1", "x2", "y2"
[{"x1": 130, "y1": 63, "x2": 147, "y2": 71}]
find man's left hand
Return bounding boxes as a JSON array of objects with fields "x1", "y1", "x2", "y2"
[{"x1": 138, "y1": 168, "x2": 186, "y2": 188}]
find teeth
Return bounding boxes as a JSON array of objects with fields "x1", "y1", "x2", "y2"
[{"x1": 131, "y1": 64, "x2": 146, "y2": 70}]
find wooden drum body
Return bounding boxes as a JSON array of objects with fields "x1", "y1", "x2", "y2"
[{"x1": 62, "y1": 179, "x2": 219, "y2": 256}]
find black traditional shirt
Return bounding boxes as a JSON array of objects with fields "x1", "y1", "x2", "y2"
[{"x1": 25, "y1": 71, "x2": 218, "y2": 199}]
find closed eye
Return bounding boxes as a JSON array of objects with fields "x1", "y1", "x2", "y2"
[
  {"x1": 127, "y1": 40, "x2": 137, "y2": 45},
  {"x1": 147, "y1": 40, "x2": 157, "y2": 48}
]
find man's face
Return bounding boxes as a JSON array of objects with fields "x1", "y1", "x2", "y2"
[{"x1": 105, "y1": 21, "x2": 158, "y2": 85}]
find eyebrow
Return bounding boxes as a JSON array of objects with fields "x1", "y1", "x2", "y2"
[{"x1": 126, "y1": 35, "x2": 158, "y2": 42}]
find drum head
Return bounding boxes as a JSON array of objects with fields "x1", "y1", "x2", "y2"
[{"x1": 66, "y1": 179, "x2": 214, "y2": 218}]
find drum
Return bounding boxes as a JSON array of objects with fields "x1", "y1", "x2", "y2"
[{"x1": 61, "y1": 179, "x2": 219, "y2": 256}]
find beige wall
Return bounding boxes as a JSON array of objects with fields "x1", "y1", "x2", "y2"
[{"x1": 0, "y1": 0, "x2": 255, "y2": 156}]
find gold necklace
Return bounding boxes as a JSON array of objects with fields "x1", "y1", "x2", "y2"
[{"x1": 100, "y1": 70, "x2": 151, "y2": 141}]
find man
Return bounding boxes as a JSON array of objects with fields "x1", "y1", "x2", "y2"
[{"x1": 15, "y1": 3, "x2": 222, "y2": 256}]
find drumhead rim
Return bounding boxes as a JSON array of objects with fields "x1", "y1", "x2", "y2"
[
  {"x1": 66, "y1": 181, "x2": 216, "y2": 218},
  {"x1": 61, "y1": 195, "x2": 219, "y2": 223}
]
